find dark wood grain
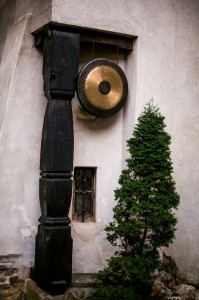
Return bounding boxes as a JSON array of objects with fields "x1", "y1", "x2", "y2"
[
  {"x1": 40, "y1": 100, "x2": 73, "y2": 172},
  {"x1": 34, "y1": 24, "x2": 134, "y2": 51},
  {"x1": 34, "y1": 31, "x2": 79, "y2": 294},
  {"x1": 39, "y1": 178, "x2": 72, "y2": 218},
  {"x1": 34, "y1": 225, "x2": 72, "y2": 295},
  {"x1": 43, "y1": 31, "x2": 79, "y2": 100}
]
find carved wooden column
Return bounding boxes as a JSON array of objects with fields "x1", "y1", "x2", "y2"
[{"x1": 34, "y1": 31, "x2": 79, "y2": 294}]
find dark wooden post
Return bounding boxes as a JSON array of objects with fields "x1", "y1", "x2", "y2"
[{"x1": 34, "y1": 31, "x2": 79, "y2": 295}]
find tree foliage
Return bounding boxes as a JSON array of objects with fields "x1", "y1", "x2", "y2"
[{"x1": 95, "y1": 102, "x2": 180, "y2": 299}]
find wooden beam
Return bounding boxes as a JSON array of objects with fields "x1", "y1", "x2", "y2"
[
  {"x1": 34, "y1": 31, "x2": 80, "y2": 295},
  {"x1": 33, "y1": 23, "x2": 135, "y2": 51}
]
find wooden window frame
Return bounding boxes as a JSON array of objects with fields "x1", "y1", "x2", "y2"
[{"x1": 72, "y1": 167, "x2": 96, "y2": 222}]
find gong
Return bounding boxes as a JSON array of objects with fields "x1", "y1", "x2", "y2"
[{"x1": 77, "y1": 58, "x2": 128, "y2": 117}]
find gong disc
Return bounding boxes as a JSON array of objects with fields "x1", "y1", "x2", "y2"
[{"x1": 77, "y1": 58, "x2": 128, "y2": 117}]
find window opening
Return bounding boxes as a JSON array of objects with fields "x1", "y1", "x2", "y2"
[{"x1": 73, "y1": 167, "x2": 96, "y2": 222}]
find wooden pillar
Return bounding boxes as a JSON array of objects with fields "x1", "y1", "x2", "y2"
[{"x1": 34, "y1": 31, "x2": 79, "y2": 295}]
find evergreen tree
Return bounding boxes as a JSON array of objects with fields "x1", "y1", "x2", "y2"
[{"x1": 95, "y1": 102, "x2": 180, "y2": 300}]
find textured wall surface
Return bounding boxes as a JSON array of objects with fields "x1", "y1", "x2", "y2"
[
  {"x1": 0, "y1": 0, "x2": 198, "y2": 284},
  {"x1": 0, "y1": 13, "x2": 45, "y2": 267}
]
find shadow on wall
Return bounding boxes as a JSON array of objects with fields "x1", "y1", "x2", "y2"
[
  {"x1": 73, "y1": 100, "x2": 122, "y2": 133},
  {"x1": 0, "y1": 0, "x2": 16, "y2": 63}
]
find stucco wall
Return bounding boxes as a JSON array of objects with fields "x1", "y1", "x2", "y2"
[
  {"x1": 169, "y1": 0, "x2": 199, "y2": 283},
  {"x1": 0, "y1": 0, "x2": 199, "y2": 283},
  {"x1": 0, "y1": 0, "x2": 16, "y2": 63},
  {"x1": 71, "y1": 48, "x2": 125, "y2": 272},
  {"x1": 0, "y1": 14, "x2": 45, "y2": 267}
]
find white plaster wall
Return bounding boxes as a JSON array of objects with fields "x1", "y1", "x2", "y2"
[
  {"x1": 41, "y1": 0, "x2": 199, "y2": 281},
  {"x1": 0, "y1": 0, "x2": 198, "y2": 283},
  {"x1": 71, "y1": 47, "x2": 125, "y2": 272},
  {"x1": 0, "y1": 0, "x2": 16, "y2": 63},
  {"x1": 0, "y1": 14, "x2": 45, "y2": 267},
  {"x1": 169, "y1": 0, "x2": 199, "y2": 284}
]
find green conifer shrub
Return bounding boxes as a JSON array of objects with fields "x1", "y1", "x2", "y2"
[{"x1": 95, "y1": 102, "x2": 180, "y2": 299}]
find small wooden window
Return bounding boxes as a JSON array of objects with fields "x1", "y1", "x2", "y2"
[{"x1": 73, "y1": 167, "x2": 96, "y2": 222}]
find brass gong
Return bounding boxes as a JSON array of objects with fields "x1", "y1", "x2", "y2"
[{"x1": 77, "y1": 58, "x2": 128, "y2": 117}]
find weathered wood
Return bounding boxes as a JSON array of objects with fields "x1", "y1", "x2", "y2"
[
  {"x1": 43, "y1": 31, "x2": 79, "y2": 100},
  {"x1": 35, "y1": 225, "x2": 72, "y2": 295},
  {"x1": 40, "y1": 100, "x2": 73, "y2": 172},
  {"x1": 34, "y1": 31, "x2": 80, "y2": 295},
  {"x1": 39, "y1": 178, "x2": 72, "y2": 220},
  {"x1": 34, "y1": 24, "x2": 134, "y2": 51},
  {"x1": 80, "y1": 30, "x2": 133, "y2": 50}
]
